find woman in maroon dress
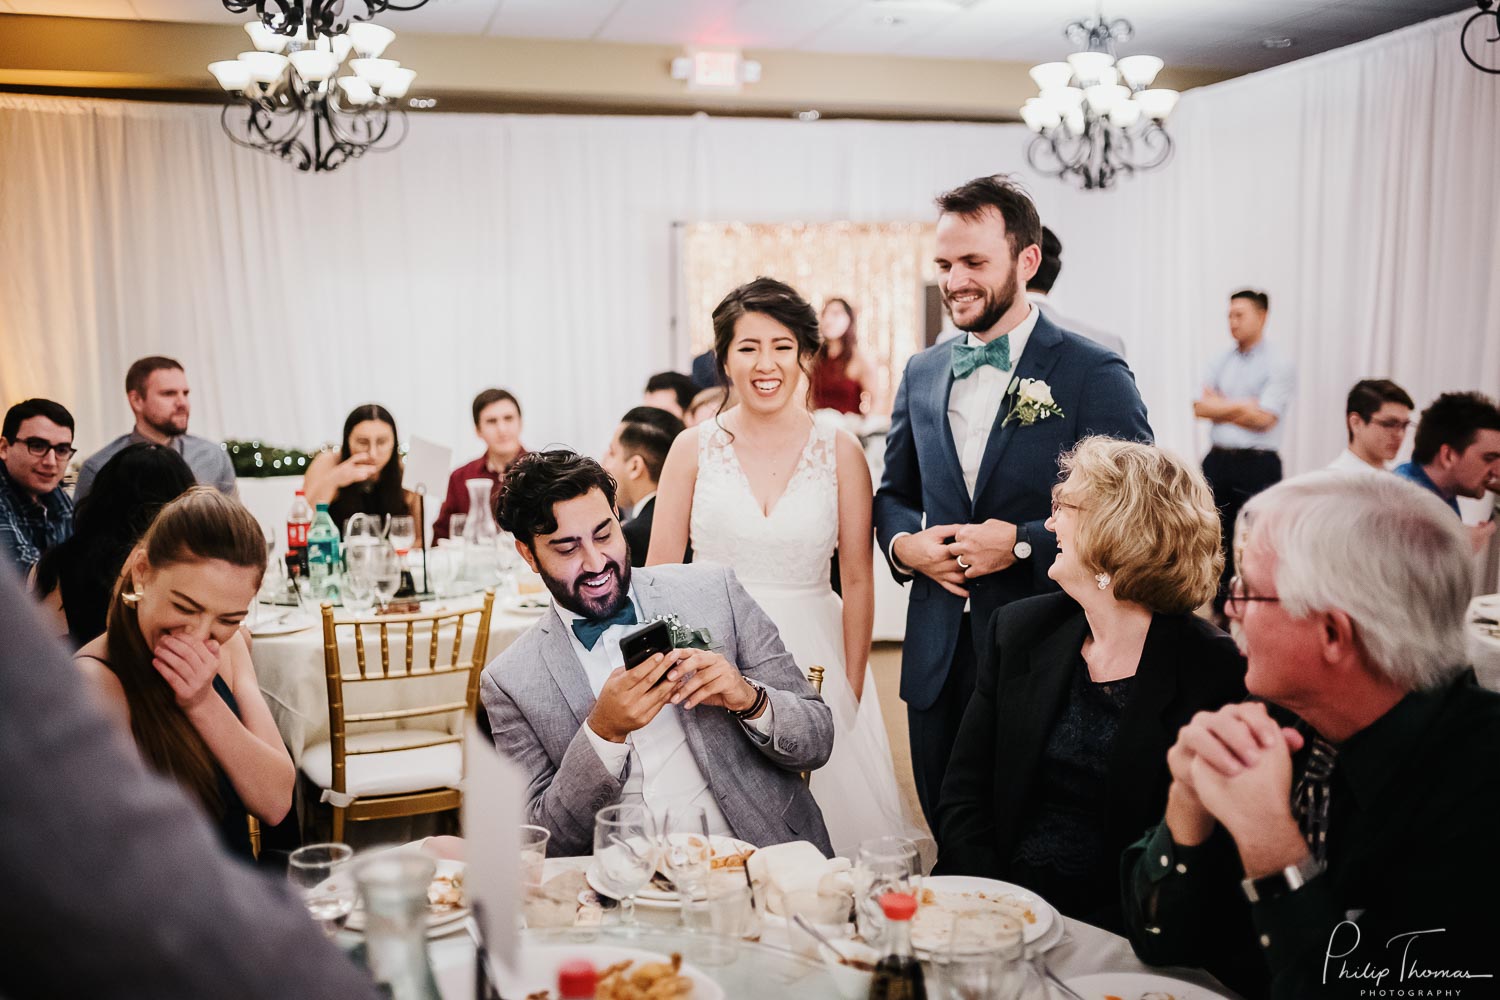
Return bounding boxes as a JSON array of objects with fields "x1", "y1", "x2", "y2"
[{"x1": 809, "y1": 298, "x2": 875, "y2": 414}]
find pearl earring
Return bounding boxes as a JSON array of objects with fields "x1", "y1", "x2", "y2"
[{"x1": 1095, "y1": 573, "x2": 1111, "y2": 590}]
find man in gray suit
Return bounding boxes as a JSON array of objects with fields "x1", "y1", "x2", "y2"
[
  {"x1": 1027, "y1": 226, "x2": 1127, "y2": 358},
  {"x1": 480, "y1": 450, "x2": 835, "y2": 856}
]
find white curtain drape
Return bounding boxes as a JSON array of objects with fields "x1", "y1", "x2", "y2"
[{"x1": 2, "y1": 10, "x2": 1495, "y2": 481}]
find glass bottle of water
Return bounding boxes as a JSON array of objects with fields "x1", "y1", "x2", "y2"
[
  {"x1": 354, "y1": 853, "x2": 442, "y2": 1000},
  {"x1": 306, "y1": 502, "x2": 342, "y2": 603}
]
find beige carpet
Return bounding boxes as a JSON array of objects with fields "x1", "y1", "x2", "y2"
[{"x1": 868, "y1": 641, "x2": 924, "y2": 823}]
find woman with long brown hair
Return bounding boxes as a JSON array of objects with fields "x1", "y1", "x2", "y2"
[
  {"x1": 76, "y1": 487, "x2": 294, "y2": 859},
  {"x1": 809, "y1": 297, "x2": 875, "y2": 414}
]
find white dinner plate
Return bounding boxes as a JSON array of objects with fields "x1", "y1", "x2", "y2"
[
  {"x1": 504, "y1": 595, "x2": 551, "y2": 616},
  {"x1": 1472, "y1": 594, "x2": 1500, "y2": 619},
  {"x1": 495, "y1": 943, "x2": 725, "y2": 1000},
  {"x1": 339, "y1": 859, "x2": 470, "y2": 937},
  {"x1": 914, "y1": 875, "x2": 1057, "y2": 950},
  {"x1": 1063, "y1": 971, "x2": 1232, "y2": 1000},
  {"x1": 586, "y1": 836, "x2": 756, "y2": 909},
  {"x1": 249, "y1": 613, "x2": 314, "y2": 637}
]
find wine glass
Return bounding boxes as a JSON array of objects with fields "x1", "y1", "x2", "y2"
[
  {"x1": 661, "y1": 805, "x2": 712, "y2": 906},
  {"x1": 593, "y1": 803, "x2": 657, "y2": 934},
  {"x1": 369, "y1": 543, "x2": 402, "y2": 612},
  {"x1": 344, "y1": 513, "x2": 388, "y2": 544},
  {"x1": 288, "y1": 842, "x2": 356, "y2": 938},
  {"x1": 388, "y1": 514, "x2": 416, "y2": 556}
]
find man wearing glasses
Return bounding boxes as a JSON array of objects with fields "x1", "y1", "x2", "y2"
[
  {"x1": 0, "y1": 398, "x2": 76, "y2": 574},
  {"x1": 1327, "y1": 378, "x2": 1413, "y2": 473}
]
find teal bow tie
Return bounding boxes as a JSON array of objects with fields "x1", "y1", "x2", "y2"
[
  {"x1": 951, "y1": 335, "x2": 1012, "y2": 379},
  {"x1": 571, "y1": 603, "x2": 638, "y2": 651}
]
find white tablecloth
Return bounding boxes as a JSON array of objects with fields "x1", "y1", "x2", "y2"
[
  {"x1": 1467, "y1": 594, "x2": 1500, "y2": 691},
  {"x1": 251, "y1": 595, "x2": 536, "y2": 765}
]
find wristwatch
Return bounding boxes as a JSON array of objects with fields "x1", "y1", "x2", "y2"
[
  {"x1": 1012, "y1": 523, "x2": 1033, "y2": 561},
  {"x1": 1241, "y1": 854, "x2": 1324, "y2": 903}
]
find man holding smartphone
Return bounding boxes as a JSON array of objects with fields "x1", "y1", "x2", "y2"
[{"x1": 480, "y1": 449, "x2": 835, "y2": 857}]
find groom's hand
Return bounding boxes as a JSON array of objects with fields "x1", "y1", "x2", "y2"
[
  {"x1": 949, "y1": 519, "x2": 1017, "y2": 578},
  {"x1": 667, "y1": 649, "x2": 759, "y2": 714},
  {"x1": 892, "y1": 524, "x2": 970, "y2": 598},
  {"x1": 587, "y1": 653, "x2": 678, "y2": 743}
]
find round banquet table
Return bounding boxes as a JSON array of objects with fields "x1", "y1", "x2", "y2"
[
  {"x1": 420, "y1": 856, "x2": 1243, "y2": 1000},
  {"x1": 250, "y1": 589, "x2": 539, "y2": 767},
  {"x1": 1467, "y1": 594, "x2": 1500, "y2": 692}
]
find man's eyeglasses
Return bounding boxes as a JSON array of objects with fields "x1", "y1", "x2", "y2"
[
  {"x1": 1369, "y1": 417, "x2": 1411, "y2": 431},
  {"x1": 10, "y1": 437, "x2": 77, "y2": 460},
  {"x1": 1225, "y1": 575, "x2": 1280, "y2": 617}
]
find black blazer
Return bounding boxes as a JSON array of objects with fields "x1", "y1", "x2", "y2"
[
  {"x1": 935, "y1": 591, "x2": 1246, "y2": 928},
  {"x1": 622, "y1": 496, "x2": 656, "y2": 568}
]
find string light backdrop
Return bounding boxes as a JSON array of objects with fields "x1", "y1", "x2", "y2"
[{"x1": 679, "y1": 221, "x2": 937, "y2": 413}]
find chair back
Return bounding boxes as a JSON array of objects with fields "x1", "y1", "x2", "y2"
[
  {"x1": 318, "y1": 590, "x2": 495, "y2": 797},
  {"x1": 802, "y1": 664, "x2": 826, "y2": 786}
]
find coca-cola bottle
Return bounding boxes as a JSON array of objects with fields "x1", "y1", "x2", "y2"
[{"x1": 285, "y1": 489, "x2": 313, "y2": 577}]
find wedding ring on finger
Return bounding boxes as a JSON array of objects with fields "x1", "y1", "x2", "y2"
[{"x1": 956, "y1": 555, "x2": 971, "y2": 570}]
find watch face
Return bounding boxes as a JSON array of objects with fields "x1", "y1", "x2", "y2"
[{"x1": 1014, "y1": 541, "x2": 1033, "y2": 559}]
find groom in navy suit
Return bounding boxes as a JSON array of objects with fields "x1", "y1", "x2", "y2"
[{"x1": 875, "y1": 176, "x2": 1153, "y2": 824}]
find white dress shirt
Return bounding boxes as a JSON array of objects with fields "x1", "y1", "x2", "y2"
[
  {"x1": 629, "y1": 492, "x2": 657, "y2": 520},
  {"x1": 555, "y1": 587, "x2": 773, "y2": 835},
  {"x1": 947, "y1": 304, "x2": 1039, "y2": 500},
  {"x1": 1327, "y1": 448, "x2": 1386, "y2": 473}
]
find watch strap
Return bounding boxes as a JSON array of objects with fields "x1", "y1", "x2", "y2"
[{"x1": 1241, "y1": 854, "x2": 1324, "y2": 904}]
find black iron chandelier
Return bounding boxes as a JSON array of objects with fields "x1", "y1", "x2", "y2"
[
  {"x1": 1461, "y1": 0, "x2": 1500, "y2": 73},
  {"x1": 1020, "y1": 12, "x2": 1180, "y2": 191},
  {"x1": 222, "y1": 0, "x2": 432, "y2": 39},
  {"x1": 208, "y1": 22, "x2": 414, "y2": 172}
]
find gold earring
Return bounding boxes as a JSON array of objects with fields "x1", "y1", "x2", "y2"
[{"x1": 122, "y1": 581, "x2": 144, "y2": 605}]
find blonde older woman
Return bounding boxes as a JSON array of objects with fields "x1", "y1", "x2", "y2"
[{"x1": 935, "y1": 437, "x2": 1245, "y2": 932}]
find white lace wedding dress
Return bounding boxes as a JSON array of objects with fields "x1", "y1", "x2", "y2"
[{"x1": 691, "y1": 416, "x2": 932, "y2": 859}]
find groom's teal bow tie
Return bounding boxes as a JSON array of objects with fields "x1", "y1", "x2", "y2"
[
  {"x1": 951, "y1": 335, "x2": 1012, "y2": 379},
  {"x1": 571, "y1": 603, "x2": 638, "y2": 651}
]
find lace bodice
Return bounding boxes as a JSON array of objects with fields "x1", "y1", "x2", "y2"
[{"x1": 690, "y1": 417, "x2": 839, "y2": 589}]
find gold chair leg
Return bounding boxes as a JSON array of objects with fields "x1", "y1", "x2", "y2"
[{"x1": 332, "y1": 805, "x2": 345, "y2": 843}]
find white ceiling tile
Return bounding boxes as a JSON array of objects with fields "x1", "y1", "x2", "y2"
[
  {"x1": 488, "y1": 0, "x2": 616, "y2": 39},
  {"x1": 9, "y1": 0, "x2": 139, "y2": 17},
  {"x1": 383, "y1": 0, "x2": 499, "y2": 34},
  {"x1": 594, "y1": 0, "x2": 738, "y2": 46}
]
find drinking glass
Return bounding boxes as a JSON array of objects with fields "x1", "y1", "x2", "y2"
[
  {"x1": 345, "y1": 512, "x2": 388, "y2": 543},
  {"x1": 679, "y1": 882, "x2": 753, "y2": 965},
  {"x1": 448, "y1": 513, "x2": 467, "y2": 542},
  {"x1": 369, "y1": 543, "x2": 402, "y2": 612},
  {"x1": 519, "y1": 824, "x2": 550, "y2": 897},
  {"x1": 288, "y1": 842, "x2": 356, "y2": 937},
  {"x1": 592, "y1": 803, "x2": 657, "y2": 934},
  {"x1": 853, "y1": 836, "x2": 922, "y2": 946},
  {"x1": 388, "y1": 515, "x2": 416, "y2": 556},
  {"x1": 429, "y1": 542, "x2": 459, "y2": 598},
  {"x1": 929, "y1": 915, "x2": 1029, "y2": 1000},
  {"x1": 661, "y1": 806, "x2": 712, "y2": 905}
]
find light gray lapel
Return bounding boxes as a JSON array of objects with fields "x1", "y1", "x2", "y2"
[{"x1": 535, "y1": 608, "x2": 594, "y2": 726}]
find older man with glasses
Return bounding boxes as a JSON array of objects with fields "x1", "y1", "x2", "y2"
[
  {"x1": 1120, "y1": 471, "x2": 1500, "y2": 999},
  {"x1": 0, "y1": 398, "x2": 77, "y2": 575}
]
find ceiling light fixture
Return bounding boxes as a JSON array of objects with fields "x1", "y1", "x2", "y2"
[
  {"x1": 1461, "y1": 0, "x2": 1500, "y2": 74},
  {"x1": 1021, "y1": 10, "x2": 1178, "y2": 191},
  {"x1": 207, "y1": 21, "x2": 414, "y2": 172},
  {"x1": 222, "y1": 0, "x2": 432, "y2": 39}
]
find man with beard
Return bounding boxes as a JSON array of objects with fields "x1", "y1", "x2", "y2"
[
  {"x1": 875, "y1": 174, "x2": 1152, "y2": 825},
  {"x1": 480, "y1": 450, "x2": 835, "y2": 856},
  {"x1": 75, "y1": 356, "x2": 237, "y2": 501}
]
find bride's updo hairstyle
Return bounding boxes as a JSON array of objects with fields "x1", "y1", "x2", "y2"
[{"x1": 710, "y1": 277, "x2": 822, "y2": 392}]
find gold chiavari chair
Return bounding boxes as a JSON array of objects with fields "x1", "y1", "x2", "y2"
[
  {"x1": 302, "y1": 590, "x2": 495, "y2": 842},
  {"x1": 802, "y1": 664, "x2": 825, "y2": 787}
]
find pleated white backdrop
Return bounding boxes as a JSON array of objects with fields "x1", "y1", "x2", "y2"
[{"x1": 2, "y1": 9, "x2": 1496, "y2": 484}]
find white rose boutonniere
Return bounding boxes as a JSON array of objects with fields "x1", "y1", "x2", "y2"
[{"x1": 1001, "y1": 377, "x2": 1064, "y2": 428}]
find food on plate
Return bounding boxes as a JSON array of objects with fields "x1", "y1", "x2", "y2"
[
  {"x1": 427, "y1": 871, "x2": 465, "y2": 913},
  {"x1": 910, "y1": 888, "x2": 1029, "y2": 952},
  {"x1": 524, "y1": 954, "x2": 694, "y2": 1000},
  {"x1": 710, "y1": 848, "x2": 754, "y2": 871},
  {"x1": 746, "y1": 840, "x2": 852, "y2": 915}
]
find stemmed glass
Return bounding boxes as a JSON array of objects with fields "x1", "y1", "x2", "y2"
[
  {"x1": 388, "y1": 515, "x2": 416, "y2": 557},
  {"x1": 853, "y1": 836, "x2": 922, "y2": 946},
  {"x1": 661, "y1": 805, "x2": 712, "y2": 908},
  {"x1": 342, "y1": 545, "x2": 378, "y2": 614},
  {"x1": 288, "y1": 842, "x2": 356, "y2": 938},
  {"x1": 593, "y1": 803, "x2": 657, "y2": 935}
]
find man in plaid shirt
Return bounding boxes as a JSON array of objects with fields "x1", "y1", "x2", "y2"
[{"x1": 0, "y1": 398, "x2": 75, "y2": 575}]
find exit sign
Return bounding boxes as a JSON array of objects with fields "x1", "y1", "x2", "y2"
[{"x1": 671, "y1": 47, "x2": 762, "y2": 93}]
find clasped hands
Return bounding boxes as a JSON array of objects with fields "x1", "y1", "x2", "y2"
[
  {"x1": 1165, "y1": 702, "x2": 1313, "y2": 878},
  {"x1": 587, "y1": 648, "x2": 757, "y2": 744},
  {"x1": 893, "y1": 520, "x2": 1018, "y2": 598}
]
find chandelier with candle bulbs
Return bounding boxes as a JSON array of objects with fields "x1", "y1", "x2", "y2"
[
  {"x1": 1020, "y1": 13, "x2": 1180, "y2": 190},
  {"x1": 222, "y1": 0, "x2": 432, "y2": 39},
  {"x1": 208, "y1": 21, "x2": 416, "y2": 173}
]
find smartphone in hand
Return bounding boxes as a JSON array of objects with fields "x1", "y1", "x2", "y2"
[{"x1": 619, "y1": 620, "x2": 673, "y2": 670}]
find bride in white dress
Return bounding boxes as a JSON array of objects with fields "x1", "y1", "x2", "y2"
[{"x1": 648, "y1": 277, "x2": 931, "y2": 860}]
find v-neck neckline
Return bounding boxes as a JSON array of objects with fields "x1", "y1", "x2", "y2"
[{"x1": 721, "y1": 419, "x2": 818, "y2": 520}]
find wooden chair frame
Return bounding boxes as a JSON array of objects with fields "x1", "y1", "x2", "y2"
[
  {"x1": 802, "y1": 664, "x2": 825, "y2": 787},
  {"x1": 317, "y1": 590, "x2": 495, "y2": 841}
]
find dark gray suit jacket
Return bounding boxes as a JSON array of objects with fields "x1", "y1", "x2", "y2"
[
  {"x1": 480, "y1": 563, "x2": 835, "y2": 856},
  {"x1": 0, "y1": 568, "x2": 380, "y2": 1000}
]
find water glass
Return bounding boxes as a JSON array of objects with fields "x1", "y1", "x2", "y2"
[
  {"x1": 367, "y1": 543, "x2": 402, "y2": 611},
  {"x1": 388, "y1": 515, "x2": 417, "y2": 556},
  {"x1": 520, "y1": 824, "x2": 550, "y2": 896},
  {"x1": 288, "y1": 842, "x2": 356, "y2": 937},
  {"x1": 661, "y1": 806, "x2": 712, "y2": 903},
  {"x1": 854, "y1": 836, "x2": 921, "y2": 946},
  {"x1": 593, "y1": 804, "x2": 657, "y2": 934},
  {"x1": 680, "y1": 882, "x2": 754, "y2": 965},
  {"x1": 448, "y1": 513, "x2": 467, "y2": 542},
  {"x1": 929, "y1": 916, "x2": 1029, "y2": 1000}
]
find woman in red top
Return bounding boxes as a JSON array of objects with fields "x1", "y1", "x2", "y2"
[{"x1": 809, "y1": 298, "x2": 875, "y2": 414}]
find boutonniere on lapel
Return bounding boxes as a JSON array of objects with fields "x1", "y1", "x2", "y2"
[
  {"x1": 649, "y1": 614, "x2": 716, "y2": 651},
  {"x1": 1001, "y1": 377, "x2": 1065, "y2": 428}
]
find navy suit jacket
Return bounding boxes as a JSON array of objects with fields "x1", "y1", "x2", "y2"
[{"x1": 873, "y1": 312, "x2": 1152, "y2": 710}]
